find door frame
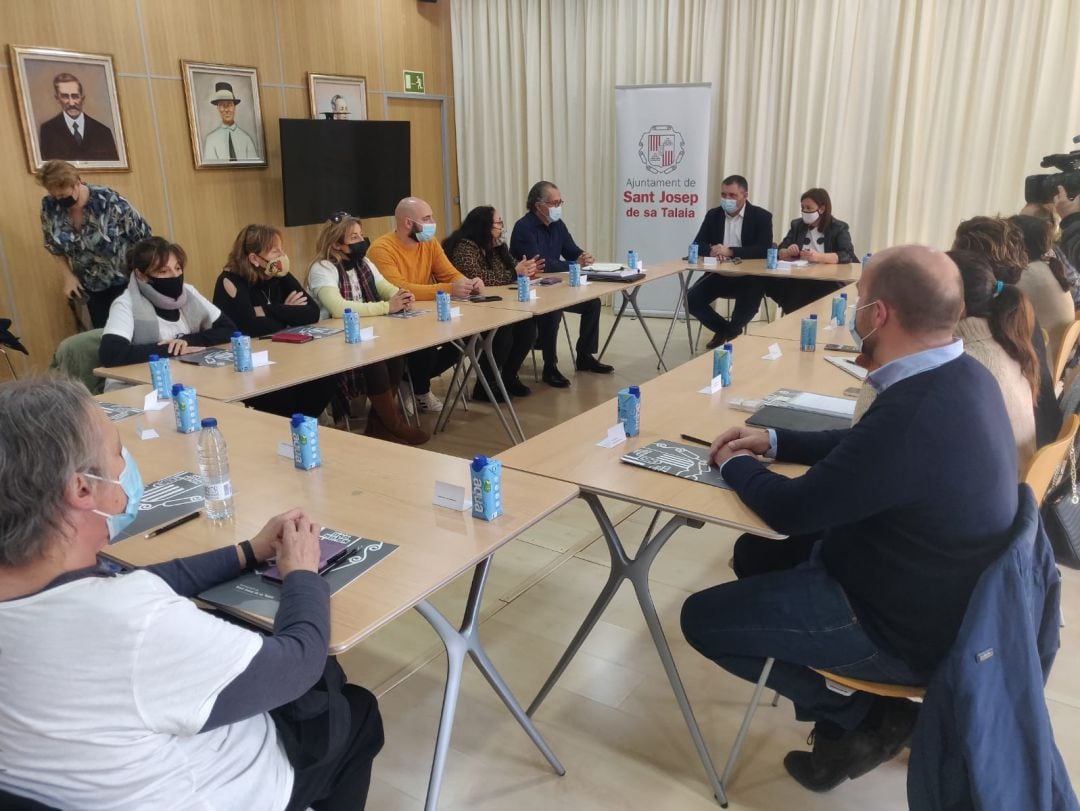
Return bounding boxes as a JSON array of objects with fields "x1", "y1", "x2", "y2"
[{"x1": 383, "y1": 93, "x2": 454, "y2": 230}]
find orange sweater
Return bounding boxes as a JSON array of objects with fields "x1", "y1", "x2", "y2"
[{"x1": 367, "y1": 232, "x2": 464, "y2": 300}]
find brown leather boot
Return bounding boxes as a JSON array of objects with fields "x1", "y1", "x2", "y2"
[{"x1": 367, "y1": 390, "x2": 429, "y2": 445}]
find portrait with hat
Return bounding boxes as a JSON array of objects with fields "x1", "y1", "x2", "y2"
[{"x1": 181, "y1": 60, "x2": 266, "y2": 169}]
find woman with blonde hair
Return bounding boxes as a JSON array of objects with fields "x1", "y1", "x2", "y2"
[
  {"x1": 306, "y1": 213, "x2": 426, "y2": 445},
  {"x1": 212, "y1": 224, "x2": 335, "y2": 419}
]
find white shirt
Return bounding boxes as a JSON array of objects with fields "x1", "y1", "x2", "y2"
[
  {"x1": 804, "y1": 226, "x2": 825, "y2": 253},
  {"x1": 723, "y1": 206, "x2": 745, "y2": 248},
  {"x1": 203, "y1": 125, "x2": 259, "y2": 161},
  {"x1": 0, "y1": 571, "x2": 293, "y2": 810},
  {"x1": 64, "y1": 112, "x2": 87, "y2": 137},
  {"x1": 103, "y1": 285, "x2": 222, "y2": 343},
  {"x1": 307, "y1": 257, "x2": 392, "y2": 319}
]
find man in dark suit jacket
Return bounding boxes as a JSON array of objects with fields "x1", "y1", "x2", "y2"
[
  {"x1": 38, "y1": 73, "x2": 119, "y2": 162},
  {"x1": 687, "y1": 175, "x2": 773, "y2": 348},
  {"x1": 681, "y1": 246, "x2": 1018, "y2": 793}
]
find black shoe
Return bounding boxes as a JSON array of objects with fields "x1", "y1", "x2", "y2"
[
  {"x1": 783, "y1": 698, "x2": 919, "y2": 793},
  {"x1": 575, "y1": 354, "x2": 615, "y2": 374},
  {"x1": 504, "y1": 377, "x2": 532, "y2": 397},
  {"x1": 542, "y1": 366, "x2": 571, "y2": 388},
  {"x1": 471, "y1": 381, "x2": 506, "y2": 403},
  {"x1": 705, "y1": 332, "x2": 726, "y2": 350}
]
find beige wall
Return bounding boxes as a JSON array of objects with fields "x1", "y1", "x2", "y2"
[{"x1": 0, "y1": 0, "x2": 459, "y2": 377}]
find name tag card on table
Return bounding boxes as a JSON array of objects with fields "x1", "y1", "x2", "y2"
[
  {"x1": 433, "y1": 480, "x2": 472, "y2": 511},
  {"x1": 597, "y1": 423, "x2": 628, "y2": 448},
  {"x1": 699, "y1": 375, "x2": 724, "y2": 395}
]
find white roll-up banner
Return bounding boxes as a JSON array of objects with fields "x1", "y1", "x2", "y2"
[{"x1": 614, "y1": 83, "x2": 712, "y2": 316}]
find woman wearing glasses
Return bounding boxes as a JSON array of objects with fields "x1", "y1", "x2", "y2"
[
  {"x1": 443, "y1": 206, "x2": 541, "y2": 401},
  {"x1": 306, "y1": 213, "x2": 427, "y2": 445},
  {"x1": 212, "y1": 224, "x2": 337, "y2": 420},
  {"x1": 768, "y1": 187, "x2": 857, "y2": 314}
]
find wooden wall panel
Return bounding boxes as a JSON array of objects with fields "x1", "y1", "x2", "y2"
[
  {"x1": 387, "y1": 97, "x2": 449, "y2": 231},
  {"x1": 1, "y1": 0, "x2": 459, "y2": 373}
]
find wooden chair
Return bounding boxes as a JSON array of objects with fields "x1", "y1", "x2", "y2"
[
  {"x1": 1024, "y1": 414, "x2": 1080, "y2": 505},
  {"x1": 719, "y1": 658, "x2": 925, "y2": 792},
  {"x1": 1053, "y1": 320, "x2": 1080, "y2": 395}
]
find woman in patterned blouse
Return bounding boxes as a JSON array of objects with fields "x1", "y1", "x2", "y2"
[
  {"x1": 443, "y1": 206, "x2": 542, "y2": 400},
  {"x1": 38, "y1": 160, "x2": 152, "y2": 328}
]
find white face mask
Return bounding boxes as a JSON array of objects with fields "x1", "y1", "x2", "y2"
[
  {"x1": 802, "y1": 210, "x2": 820, "y2": 225},
  {"x1": 546, "y1": 205, "x2": 562, "y2": 223},
  {"x1": 849, "y1": 298, "x2": 879, "y2": 353}
]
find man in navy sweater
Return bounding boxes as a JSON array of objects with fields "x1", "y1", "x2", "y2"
[{"x1": 680, "y1": 245, "x2": 1018, "y2": 792}]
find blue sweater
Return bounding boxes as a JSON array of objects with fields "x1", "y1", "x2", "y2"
[{"x1": 722, "y1": 355, "x2": 1018, "y2": 672}]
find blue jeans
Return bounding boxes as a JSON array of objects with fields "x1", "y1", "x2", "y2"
[{"x1": 680, "y1": 542, "x2": 925, "y2": 730}]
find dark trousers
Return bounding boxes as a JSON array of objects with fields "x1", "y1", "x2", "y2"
[
  {"x1": 686, "y1": 274, "x2": 765, "y2": 338},
  {"x1": 680, "y1": 539, "x2": 924, "y2": 731},
  {"x1": 286, "y1": 684, "x2": 384, "y2": 811},
  {"x1": 247, "y1": 375, "x2": 339, "y2": 419},
  {"x1": 765, "y1": 279, "x2": 844, "y2": 315},
  {"x1": 86, "y1": 283, "x2": 126, "y2": 328},
  {"x1": 408, "y1": 345, "x2": 461, "y2": 395},
  {"x1": 479, "y1": 320, "x2": 537, "y2": 383},
  {"x1": 537, "y1": 300, "x2": 600, "y2": 366}
]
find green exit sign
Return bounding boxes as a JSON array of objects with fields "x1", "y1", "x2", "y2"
[{"x1": 403, "y1": 70, "x2": 426, "y2": 94}]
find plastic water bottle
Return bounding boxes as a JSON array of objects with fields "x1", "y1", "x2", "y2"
[
  {"x1": 343, "y1": 308, "x2": 361, "y2": 343},
  {"x1": 148, "y1": 354, "x2": 173, "y2": 399},
  {"x1": 517, "y1": 274, "x2": 530, "y2": 302},
  {"x1": 628, "y1": 249, "x2": 638, "y2": 270},
  {"x1": 766, "y1": 244, "x2": 779, "y2": 270},
  {"x1": 801, "y1": 314, "x2": 818, "y2": 352},
  {"x1": 197, "y1": 417, "x2": 234, "y2": 521},
  {"x1": 861, "y1": 252, "x2": 872, "y2": 273},
  {"x1": 617, "y1": 385, "x2": 641, "y2": 437},
  {"x1": 568, "y1": 262, "x2": 581, "y2": 287},
  {"x1": 723, "y1": 342, "x2": 734, "y2": 371},
  {"x1": 436, "y1": 290, "x2": 451, "y2": 321},
  {"x1": 688, "y1": 243, "x2": 699, "y2": 263},
  {"x1": 831, "y1": 293, "x2": 848, "y2": 326}
]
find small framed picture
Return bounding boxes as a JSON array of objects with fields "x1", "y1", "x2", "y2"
[
  {"x1": 181, "y1": 60, "x2": 267, "y2": 169},
  {"x1": 307, "y1": 73, "x2": 368, "y2": 121},
  {"x1": 9, "y1": 45, "x2": 129, "y2": 173}
]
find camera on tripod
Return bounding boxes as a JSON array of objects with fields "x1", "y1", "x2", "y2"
[{"x1": 1025, "y1": 136, "x2": 1080, "y2": 204}]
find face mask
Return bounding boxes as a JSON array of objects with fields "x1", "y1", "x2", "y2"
[
  {"x1": 57, "y1": 194, "x2": 78, "y2": 209},
  {"x1": 86, "y1": 447, "x2": 144, "y2": 540},
  {"x1": 412, "y1": 222, "x2": 437, "y2": 242},
  {"x1": 801, "y1": 211, "x2": 820, "y2": 225},
  {"x1": 850, "y1": 299, "x2": 879, "y2": 353},
  {"x1": 720, "y1": 198, "x2": 738, "y2": 214},
  {"x1": 148, "y1": 274, "x2": 185, "y2": 300},
  {"x1": 347, "y1": 239, "x2": 371, "y2": 263},
  {"x1": 546, "y1": 205, "x2": 563, "y2": 223},
  {"x1": 261, "y1": 255, "x2": 290, "y2": 277}
]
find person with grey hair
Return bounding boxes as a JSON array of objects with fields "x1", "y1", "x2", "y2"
[
  {"x1": 0, "y1": 377, "x2": 383, "y2": 810},
  {"x1": 510, "y1": 180, "x2": 613, "y2": 388}
]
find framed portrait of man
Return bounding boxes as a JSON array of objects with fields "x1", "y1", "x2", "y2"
[
  {"x1": 9, "y1": 45, "x2": 129, "y2": 173},
  {"x1": 181, "y1": 60, "x2": 267, "y2": 169},
  {"x1": 307, "y1": 73, "x2": 368, "y2": 121}
]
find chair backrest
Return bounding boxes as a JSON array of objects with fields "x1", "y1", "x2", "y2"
[
  {"x1": 1053, "y1": 320, "x2": 1080, "y2": 385},
  {"x1": 1024, "y1": 413, "x2": 1080, "y2": 504}
]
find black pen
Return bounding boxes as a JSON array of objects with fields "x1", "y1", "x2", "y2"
[
  {"x1": 680, "y1": 433, "x2": 712, "y2": 447},
  {"x1": 145, "y1": 511, "x2": 200, "y2": 539}
]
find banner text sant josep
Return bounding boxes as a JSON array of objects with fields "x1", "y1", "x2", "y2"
[{"x1": 622, "y1": 177, "x2": 698, "y2": 219}]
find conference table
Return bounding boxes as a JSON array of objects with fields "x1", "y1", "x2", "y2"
[
  {"x1": 94, "y1": 305, "x2": 533, "y2": 445},
  {"x1": 497, "y1": 331, "x2": 857, "y2": 806},
  {"x1": 648, "y1": 256, "x2": 863, "y2": 360},
  {"x1": 94, "y1": 385, "x2": 578, "y2": 810},
  {"x1": 747, "y1": 281, "x2": 859, "y2": 342}
]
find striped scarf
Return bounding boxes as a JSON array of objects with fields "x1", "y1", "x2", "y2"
[{"x1": 338, "y1": 258, "x2": 379, "y2": 303}]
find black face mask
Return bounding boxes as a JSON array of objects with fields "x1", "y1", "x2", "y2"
[
  {"x1": 56, "y1": 194, "x2": 77, "y2": 209},
  {"x1": 348, "y1": 238, "x2": 371, "y2": 263},
  {"x1": 148, "y1": 275, "x2": 185, "y2": 300}
]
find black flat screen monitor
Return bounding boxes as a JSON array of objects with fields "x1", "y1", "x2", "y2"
[{"x1": 280, "y1": 119, "x2": 411, "y2": 226}]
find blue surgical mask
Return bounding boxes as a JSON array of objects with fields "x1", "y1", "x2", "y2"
[
  {"x1": 849, "y1": 298, "x2": 878, "y2": 353},
  {"x1": 720, "y1": 199, "x2": 738, "y2": 214},
  {"x1": 546, "y1": 205, "x2": 563, "y2": 223},
  {"x1": 412, "y1": 222, "x2": 437, "y2": 243},
  {"x1": 87, "y1": 447, "x2": 145, "y2": 539}
]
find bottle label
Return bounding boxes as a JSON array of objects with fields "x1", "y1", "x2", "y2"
[{"x1": 204, "y1": 481, "x2": 233, "y2": 501}]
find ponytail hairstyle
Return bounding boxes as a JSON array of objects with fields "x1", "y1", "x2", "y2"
[
  {"x1": 1009, "y1": 214, "x2": 1070, "y2": 292},
  {"x1": 947, "y1": 249, "x2": 1039, "y2": 401}
]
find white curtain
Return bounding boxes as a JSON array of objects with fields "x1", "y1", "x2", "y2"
[{"x1": 451, "y1": 0, "x2": 1080, "y2": 259}]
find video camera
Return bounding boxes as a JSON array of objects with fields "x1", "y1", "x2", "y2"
[{"x1": 1025, "y1": 135, "x2": 1080, "y2": 204}]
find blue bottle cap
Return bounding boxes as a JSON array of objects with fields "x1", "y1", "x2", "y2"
[
  {"x1": 171, "y1": 383, "x2": 184, "y2": 395},
  {"x1": 149, "y1": 353, "x2": 160, "y2": 362},
  {"x1": 200, "y1": 417, "x2": 217, "y2": 428},
  {"x1": 232, "y1": 331, "x2": 242, "y2": 338},
  {"x1": 840, "y1": 292, "x2": 848, "y2": 299},
  {"x1": 629, "y1": 385, "x2": 640, "y2": 397},
  {"x1": 344, "y1": 308, "x2": 353, "y2": 314},
  {"x1": 471, "y1": 454, "x2": 488, "y2": 472},
  {"x1": 723, "y1": 342, "x2": 733, "y2": 351},
  {"x1": 291, "y1": 413, "x2": 305, "y2": 427},
  {"x1": 810, "y1": 314, "x2": 818, "y2": 320}
]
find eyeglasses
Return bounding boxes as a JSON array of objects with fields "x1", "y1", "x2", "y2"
[
  {"x1": 328, "y1": 211, "x2": 352, "y2": 224},
  {"x1": 545, "y1": 200, "x2": 564, "y2": 207}
]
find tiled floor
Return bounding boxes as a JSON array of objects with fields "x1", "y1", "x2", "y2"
[{"x1": 337, "y1": 309, "x2": 1080, "y2": 809}]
